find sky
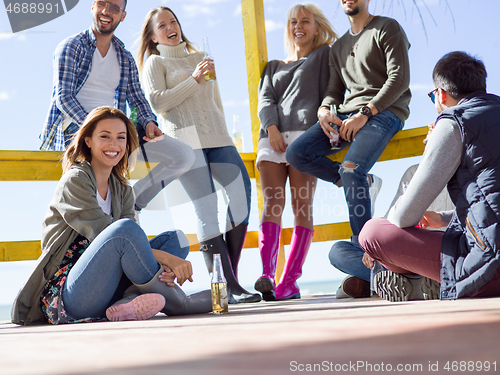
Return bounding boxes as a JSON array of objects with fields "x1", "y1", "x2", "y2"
[{"x1": 0, "y1": 0, "x2": 499, "y2": 308}]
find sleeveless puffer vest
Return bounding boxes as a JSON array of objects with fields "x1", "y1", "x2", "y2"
[{"x1": 439, "y1": 92, "x2": 500, "y2": 300}]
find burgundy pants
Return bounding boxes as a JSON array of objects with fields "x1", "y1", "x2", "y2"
[{"x1": 359, "y1": 218, "x2": 500, "y2": 298}]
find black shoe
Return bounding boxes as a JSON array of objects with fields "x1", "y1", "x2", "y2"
[
  {"x1": 254, "y1": 277, "x2": 276, "y2": 301},
  {"x1": 201, "y1": 235, "x2": 261, "y2": 304},
  {"x1": 374, "y1": 270, "x2": 440, "y2": 302}
]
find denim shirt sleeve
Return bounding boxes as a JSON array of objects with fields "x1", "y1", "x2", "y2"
[{"x1": 53, "y1": 37, "x2": 91, "y2": 127}]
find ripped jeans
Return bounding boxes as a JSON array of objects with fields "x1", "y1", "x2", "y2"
[{"x1": 286, "y1": 110, "x2": 403, "y2": 235}]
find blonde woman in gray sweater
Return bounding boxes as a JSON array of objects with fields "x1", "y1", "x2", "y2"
[
  {"x1": 254, "y1": 3, "x2": 337, "y2": 301},
  {"x1": 138, "y1": 6, "x2": 259, "y2": 304}
]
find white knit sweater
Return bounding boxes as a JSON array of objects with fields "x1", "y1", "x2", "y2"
[{"x1": 141, "y1": 42, "x2": 233, "y2": 149}]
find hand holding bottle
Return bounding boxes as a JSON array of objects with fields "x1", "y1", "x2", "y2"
[
  {"x1": 318, "y1": 106, "x2": 341, "y2": 139},
  {"x1": 192, "y1": 59, "x2": 215, "y2": 83},
  {"x1": 144, "y1": 121, "x2": 164, "y2": 142}
]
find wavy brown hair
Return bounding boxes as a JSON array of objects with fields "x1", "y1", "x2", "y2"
[
  {"x1": 284, "y1": 2, "x2": 337, "y2": 58},
  {"x1": 63, "y1": 106, "x2": 139, "y2": 186},
  {"x1": 137, "y1": 6, "x2": 198, "y2": 72}
]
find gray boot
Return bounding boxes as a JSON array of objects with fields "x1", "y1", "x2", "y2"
[
  {"x1": 135, "y1": 264, "x2": 212, "y2": 316},
  {"x1": 201, "y1": 235, "x2": 261, "y2": 304}
]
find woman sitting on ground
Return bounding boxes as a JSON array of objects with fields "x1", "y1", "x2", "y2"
[{"x1": 11, "y1": 106, "x2": 211, "y2": 325}]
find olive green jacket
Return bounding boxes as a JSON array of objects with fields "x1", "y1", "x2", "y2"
[{"x1": 11, "y1": 161, "x2": 135, "y2": 325}]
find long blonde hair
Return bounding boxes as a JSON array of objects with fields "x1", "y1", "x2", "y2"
[
  {"x1": 63, "y1": 107, "x2": 139, "y2": 186},
  {"x1": 284, "y1": 2, "x2": 337, "y2": 58},
  {"x1": 137, "y1": 6, "x2": 198, "y2": 72}
]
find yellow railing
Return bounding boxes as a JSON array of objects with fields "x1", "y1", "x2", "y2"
[{"x1": 0, "y1": 125, "x2": 426, "y2": 263}]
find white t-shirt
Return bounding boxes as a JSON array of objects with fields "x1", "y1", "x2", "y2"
[
  {"x1": 78, "y1": 43, "x2": 120, "y2": 112},
  {"x1": 97, "y1": 185, "x2": 112, "y2": 217},
  {"x1": 63, "y1": 43, "x2": 120, "y2": 130}
]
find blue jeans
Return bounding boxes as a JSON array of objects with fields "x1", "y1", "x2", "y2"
[
  {"x1": 133, "y1": 136, "x2": 195, "y2": 210},
  {"x1": 329, "y1": 240, "x2": 371, "y2": 282},
  {"x1": 286, "y1": 110, "x2": 403, "y2": 235},
  {"x1": 62, "y1": 219, "x2": 189, "y2": 320},
  {"x1": 177, "y1": 146, "x2": 252, "y2": 241}
]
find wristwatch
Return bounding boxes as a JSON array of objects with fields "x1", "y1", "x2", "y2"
[{"x1": 359, "y1": 105, "x2": 373, "y2": 119}]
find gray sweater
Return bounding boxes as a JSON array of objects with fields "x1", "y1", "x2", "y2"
[
  {"x1": 321, "y1": 16, "x2": 411, "y2": 123},
  {"x1": 387, "y1": 118, "x2": 462, "y2": 228},
  {"x1": 257, "y1": 45, "x2": 330, "y2": 140}
]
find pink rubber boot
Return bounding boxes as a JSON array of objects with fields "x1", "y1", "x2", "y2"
[
  {"x1": 253, "y1": 222, "x2": 281, "y2": 301},
  {"x1": 275, "y1": 226, "x2": 314, "y2": 300}
]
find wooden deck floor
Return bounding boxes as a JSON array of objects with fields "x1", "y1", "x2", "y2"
[{"x1": 1, "y1": 295, "x2": 499, "y2": 374}]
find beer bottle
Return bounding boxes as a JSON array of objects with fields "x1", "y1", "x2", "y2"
[
  {"x1": 130, "y1": 107, "x2": 138, "y2": 129},
  {"x1": 211, "y1": 254, "x2": 228, "y2": 314}
]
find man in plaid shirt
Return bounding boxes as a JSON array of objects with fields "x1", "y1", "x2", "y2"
[{"x1": 40, "y1": 0, "x2": 162, "y2": 150}]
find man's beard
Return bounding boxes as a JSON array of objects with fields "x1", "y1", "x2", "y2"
[
  {"x1": 344, "y1": 7, "x2": 360, "y2": 16},
  {"x1": 93, "y1": 19, "x2": 119, "y2": 36}
]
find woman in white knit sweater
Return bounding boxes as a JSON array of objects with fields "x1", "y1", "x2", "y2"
[{"x1": 137, "y1": 6, "x2": 260, "y2": 304}]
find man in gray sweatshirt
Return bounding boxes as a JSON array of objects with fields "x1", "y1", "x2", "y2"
[{"x1": 360, "y1": 51, "x2": 500, "y2": 301}]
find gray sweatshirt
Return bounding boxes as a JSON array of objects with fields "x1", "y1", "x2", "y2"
[
  {"x1": 387, "y1": 118, "x2": 462, "y2": 227},
  {"x1": 257, "y1": 45, "x2": 330, "y2": 140},
  {"x1": 321, "y1": 16, "x2": 411, "y2": 123}
]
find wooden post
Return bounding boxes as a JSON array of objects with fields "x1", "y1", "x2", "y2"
[
  {"x1": 241, "y1": 0, "x2": 286, "y2": 283},
  {"x1": 241, "y1": 0, "x2": 268, "y2": 154}
]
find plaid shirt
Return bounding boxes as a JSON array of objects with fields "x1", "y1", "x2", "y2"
[{"x1": 40, "y1": 28, "x2": 157, "y2": 150}]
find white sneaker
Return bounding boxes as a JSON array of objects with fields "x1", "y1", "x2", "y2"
[
  {"x1": 368, "y1": 174, "x2": 382, "y2": 217},
  {"x1": 335, "y1": 286, "x2": 350, "y2": 299}
]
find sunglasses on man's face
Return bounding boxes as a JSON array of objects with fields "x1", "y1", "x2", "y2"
[
  {"x1": 94, "y1": 0, "x2": 124, "y2": 15},
  {"x1": 428, "y1": 88, "x2": 438, "y2": 104}
]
